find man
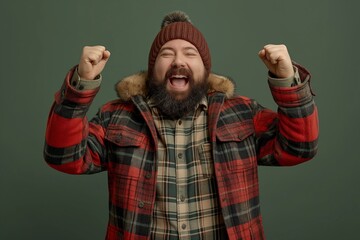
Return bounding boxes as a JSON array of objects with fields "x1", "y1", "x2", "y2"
[{"x1": 44, "y1": 11, "x2": 318, "y2": 240}]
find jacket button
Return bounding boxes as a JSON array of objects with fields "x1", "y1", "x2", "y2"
[
  {"x1": 115, "y1": 135, "x2": 122, "y2": 143},
  {"x1": 145, "y1": 173, "x2": 151, "y2": 179},
  {"x1": 138, "y1": 201, "x2": 144, "y2": 208}
]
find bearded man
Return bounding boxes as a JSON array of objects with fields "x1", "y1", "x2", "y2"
[{"x1": 44, "y1": 11, "x2": 319, "y2": 240}]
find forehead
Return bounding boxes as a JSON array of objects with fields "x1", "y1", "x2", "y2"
[{"x1": 161, "y1": 39, "x2": 198, "y2": 51}]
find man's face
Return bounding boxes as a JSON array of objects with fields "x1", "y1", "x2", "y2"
[
  {"x1": 148, "y1": 39, "x2": 208, "y2": 119},
  {"x1": 152, "y1": 39, "x2": 207, "y2": 100}
]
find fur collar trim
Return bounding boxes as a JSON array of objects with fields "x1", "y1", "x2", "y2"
[{"x1": 115, "y1": 71, "x2": 235, "y2": 101}]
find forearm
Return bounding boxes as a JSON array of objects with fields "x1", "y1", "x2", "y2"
[
  {"x1": 256, "y1": 63, "x2": 319, "y2": 166},
  {"x1": 44, "y1": 67, "x2": 104, "y2": 174},
  {"x1": 272, "y1": 63, "x2": 318, "y2": 165}
]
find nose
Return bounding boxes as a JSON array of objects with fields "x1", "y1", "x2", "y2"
[{"x1": 171, "y1": 54, "x2": 186, "y2": 68}]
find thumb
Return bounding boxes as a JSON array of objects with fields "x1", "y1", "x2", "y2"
[
  {"x1": 95, "y1": 49, "x2": 111, "y2": 70},
  {"x1": 102, "y1": 50, "x2": 111, "y2": 62},
  {"x1": 258, "y1": 49, "x2": 266, "y2": 59},
  {"x1": 258, "y1": 49, "x2": 274, "y2": 71}
]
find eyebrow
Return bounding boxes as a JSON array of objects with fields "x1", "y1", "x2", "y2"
[
  {"x1": 183, "y1": 46, "x2": 199, "y2": 53},
  {"x1": 159, "y1": 46, "x2": 199, "y2": 53},
  {"x1": 158, "y1": 47, "x2": 174, "y2": 53}
]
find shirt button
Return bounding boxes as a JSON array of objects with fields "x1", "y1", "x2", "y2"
[
  {"x1": 178, "y1": 153, "x2": 183, "y2": 159},
  {"x1": 180, "y1": 195, "x2": 185, "y2": 202},
  {"x1": 178, "y1": 120, "x2": 182, "y2": 125},
  {"x1": 181, "y1": 223, "x2": 187, "y2": 230},
  {"x1": 145, "y1": 173, "x2": 151, "y2": 179}
]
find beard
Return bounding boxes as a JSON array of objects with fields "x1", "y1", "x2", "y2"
[{"x1": 147, "y1": 68, "x2": 208, "y2": 119}]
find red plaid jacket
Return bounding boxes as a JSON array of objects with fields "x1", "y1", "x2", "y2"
[{"x1": 44, "y1": 63, "x2": 318, "y2": 239}]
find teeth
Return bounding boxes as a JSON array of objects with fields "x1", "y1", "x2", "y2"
[{"x1": 171, "y1": 75, "x2": 187, "y2": 78}]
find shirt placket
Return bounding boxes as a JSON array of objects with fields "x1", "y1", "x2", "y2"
[{"x1": 175, "y1": 118, "x2": 191, "y2": 238}]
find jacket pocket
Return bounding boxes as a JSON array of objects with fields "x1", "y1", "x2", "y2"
[
  {"x1": 105, "y1": 124, "x2": 145, "y2": 147},
  {"x1": 105, "y1": 124, "x2": 148, "y2": 177},
  {"x1": 215, "y1": 120, "x2": 256, "y2": 171},
  {"x1": 216, "y1": 119, "x2": 254, "y2": 142},
  {"x1": 197, "y1": 143, "x2": 215, "y2": 178}
]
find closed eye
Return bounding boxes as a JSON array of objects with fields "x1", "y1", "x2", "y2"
[
  {"x1": 183, "y1": 47, "x2": 199, "y2": 57},
  {"x1": 159, "y1": 48, "x2": 175, "y2": 57}
]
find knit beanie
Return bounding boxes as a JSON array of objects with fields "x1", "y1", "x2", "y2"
[{"x1": 148, "y1": 11, "x2": 211, "y2": 77}]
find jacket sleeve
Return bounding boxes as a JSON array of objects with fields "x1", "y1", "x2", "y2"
[
  {"x1": 254, "y1": 63, "x2": 319, "y2": 166},
  {"x1": 43, "y1": 67, "x2": 107, "y2": 174}
]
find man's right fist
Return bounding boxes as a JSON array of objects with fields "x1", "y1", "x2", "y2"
[{"x1": 78, "y1": 46, "x2": 111, "y2": 80}]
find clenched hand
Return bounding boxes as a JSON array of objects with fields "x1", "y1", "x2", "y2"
[
  {"x1": 258, "y1": 44, "x2": 294, "y2": 78},
  {"x1": 78, "y1": 46, "x2": 111, "y2": 80}
]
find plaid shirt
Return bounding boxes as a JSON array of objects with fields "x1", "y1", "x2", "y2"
[
  {"x1": 44, "y1": 63, "x2": 318, "y2": 239},
  {"x1": 149, "y1": 98, "x2": 228, "y2": 239}
]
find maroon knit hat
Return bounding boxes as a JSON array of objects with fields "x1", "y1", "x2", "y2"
[{"x1": 148, "y1": 11, "x2": 211, "y2": 77}]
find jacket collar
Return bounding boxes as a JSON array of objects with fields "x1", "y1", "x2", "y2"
[{"x1": 115, "y1": 71, "x2": 235, "y2": 101}]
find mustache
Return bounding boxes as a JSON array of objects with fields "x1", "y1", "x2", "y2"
[{"x1": 165, "y1": 67, "x2": 193, "y2": 79}]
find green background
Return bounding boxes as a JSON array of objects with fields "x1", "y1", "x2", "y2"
[{"x1": 1, "y1": 0, "x2": 359, "y2": 239}]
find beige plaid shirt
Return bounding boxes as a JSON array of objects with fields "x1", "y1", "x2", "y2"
[{"x1": 148, "y1": 97, "x2": 228, "y2": 239}]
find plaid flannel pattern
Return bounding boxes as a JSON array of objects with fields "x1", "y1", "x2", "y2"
[
  {"x1": 149, "y1": 98, "x2": 228, "y2": 239},
  {"x1": 44, "y1": 64, "x2": 318, "y2": 239}
]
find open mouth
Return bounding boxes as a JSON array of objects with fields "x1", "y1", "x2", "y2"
[{"x1": 169, "y1": 74, "x2": 189, "y2": 88}]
